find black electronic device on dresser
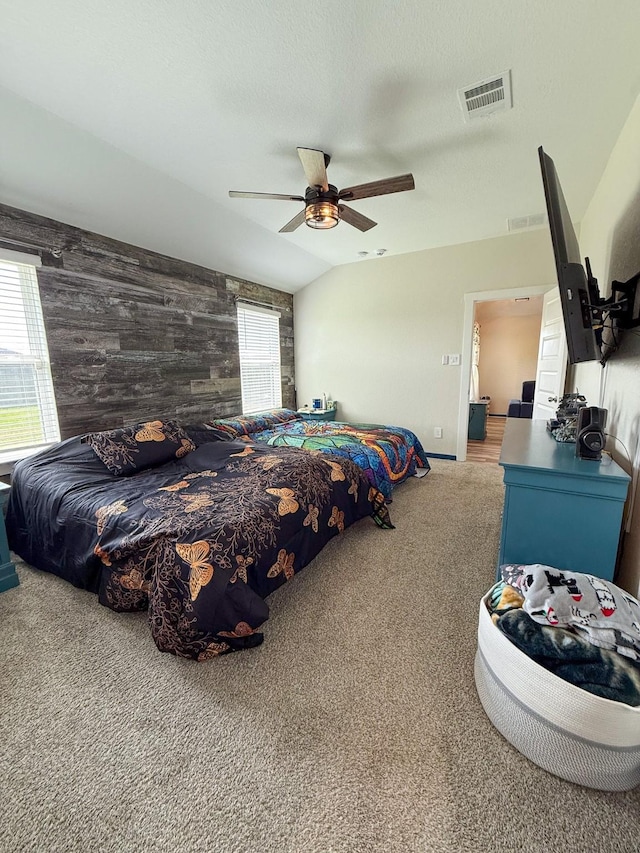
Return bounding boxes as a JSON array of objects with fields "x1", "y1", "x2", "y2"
[{"x1": 576, "y1": 406, "x2": 607, "y2": 461}]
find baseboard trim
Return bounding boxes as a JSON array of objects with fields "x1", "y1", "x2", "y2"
[{"x1": 425, "y1": 452, "x2": 457, "y2": 460}]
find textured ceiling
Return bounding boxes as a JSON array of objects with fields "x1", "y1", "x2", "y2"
[{"x1": 1, "y1": 0, "x2": 639, "y2": 291}]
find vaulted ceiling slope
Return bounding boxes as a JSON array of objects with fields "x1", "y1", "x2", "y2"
[{"x1": 1, "y1": 0, "x2": 639, "y2": 292}]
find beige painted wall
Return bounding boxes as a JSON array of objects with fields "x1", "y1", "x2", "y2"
[
  {"x1": 294, "y1": 229, "x2": 556, "y2": 456},
  {"x1": 571, "y1": 92, "x2": 640, "y2": 597},
  {"x1": 476, "y1": 314, "x2": 542, "y2": 414}
]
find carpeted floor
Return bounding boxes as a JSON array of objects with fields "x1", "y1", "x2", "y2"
[{"x1": 1, "y1": 459, "x2": 639, "y2": 853}]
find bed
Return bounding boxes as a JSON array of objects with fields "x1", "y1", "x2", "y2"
[
  {"x1": 6, "y1": 421, "x2": 392, "y2": 660},
  {"x1": 204, "y1": 409, "x2": 430, "y2": 499}
]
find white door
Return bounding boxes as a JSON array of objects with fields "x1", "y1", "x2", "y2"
[{"x1": 532, "y1": 287, "x2": 568, "y2": 420}]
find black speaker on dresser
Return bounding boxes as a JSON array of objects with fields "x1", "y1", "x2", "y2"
[{"x1": 575, "y1": 406, "x2": 607, "y2": 461}]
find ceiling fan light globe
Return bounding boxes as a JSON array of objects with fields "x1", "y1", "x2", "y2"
[{"x1": 304, "y1": 201, "x2": 339, "y2": 229}]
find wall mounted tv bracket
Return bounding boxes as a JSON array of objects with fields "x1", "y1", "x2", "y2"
[{"x1": 585, "y1": 258, "x2": 640, "y2": 330}]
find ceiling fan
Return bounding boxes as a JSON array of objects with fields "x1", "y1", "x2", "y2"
[{"x1": 229, "y1": 147, "x2": 415, "y2": 233}]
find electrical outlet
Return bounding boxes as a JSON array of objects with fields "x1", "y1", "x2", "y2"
[
  {"x1": 434, "y1": 427, "x2": 443, "y2": 438},
  {"x1": 441, "y1": 354, "x2": 449, "y2": 365},
  {"x1": 449, "y1": 353, "x2": 461, "y2": 366}
]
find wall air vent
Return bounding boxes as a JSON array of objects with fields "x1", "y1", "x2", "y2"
[
  {"x1": 458, "y1": 71, "x2": 512, "y2": 121},
  {"x1": 507, "y1": 213, "x2": 545, "y2": 232}
]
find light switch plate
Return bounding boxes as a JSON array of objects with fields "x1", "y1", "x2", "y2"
[{"x1": 449, "y1": 353, "x2": 461, "y2": 366}]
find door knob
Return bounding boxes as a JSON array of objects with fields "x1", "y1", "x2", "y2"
[{"x1": 548, "y1": 396, "x2": 558, "y2": 402}]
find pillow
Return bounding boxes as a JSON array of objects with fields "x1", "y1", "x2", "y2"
[
  {"x1": 183, "y1": 423, "x2": 233, "y2": 444},
  {"x1": 207, "y1": 409, "x2": 300, "y2": 438},
  {"x1": 263, "y1": 408, "x2": 300, "y2": 425},
  {"x1": 83, "y1": 420, "x2": 196, "y2": 476}
]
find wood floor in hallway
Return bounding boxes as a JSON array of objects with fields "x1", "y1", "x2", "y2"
[{"x1": 466, "y1": 415, "x2": 507, "y2": 464}]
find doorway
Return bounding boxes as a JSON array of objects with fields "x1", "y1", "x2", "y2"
[
  {"x1": 466, "y1": 415, "x2": 507, "y2": 463},
  {"x1": 456, "y1": 284, "x2": 552, "y2": 461},
  {"x1": 466, "y1": 297, "x2": 543, "y2": 462}
]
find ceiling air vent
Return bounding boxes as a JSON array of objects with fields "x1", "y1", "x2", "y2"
[
  {"x1": 458, "y1": 71, "x2": 512, "y2": 122},
  {"x1": 507, "y1": 213, "x2": 545, "y2": 232}
]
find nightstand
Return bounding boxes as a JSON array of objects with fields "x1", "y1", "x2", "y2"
[
  {"x1": 297, "y1": 407, "x2": 337, "y2": 422},
  {"x1": 0, "y1": 482, "x2": 19, "y2": 593}
]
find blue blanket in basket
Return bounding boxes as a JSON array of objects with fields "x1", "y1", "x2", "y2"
[{"x1": 497, "y1": 609, "x2": 640, "y2": 706}]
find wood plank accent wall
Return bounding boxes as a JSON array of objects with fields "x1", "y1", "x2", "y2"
[{"x1": 0, "y1": 203, "x2": 295, "y2": 438}]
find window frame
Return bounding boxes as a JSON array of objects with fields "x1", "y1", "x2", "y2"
[
  {"x1": 0, "y1": 248, "x2": 60, "y2": 463},
  {"x1": 236, "y1": 301, "x2": 283, "y2": 415}
]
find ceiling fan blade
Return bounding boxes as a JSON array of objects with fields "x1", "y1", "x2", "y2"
[
  {"x1": 339, "y1": 173, "x2": 415, "y2": 201},
  {"x1": 338, "y1": 205, "x2": 377, "y2": 232},
  {"x1": 297, "y1": 148, "x2": 329, "y2": 191},
  {"x1": 279, "y1": 209, "x2": 307, "y2": 233},
  {"x1": 229, "y1": 191, "x2": 304, "y2": 201}
]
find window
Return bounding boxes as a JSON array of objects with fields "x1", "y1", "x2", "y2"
[
  {"x1": 237, "y1": 302, "x2": 282, "y2": 414},
  {"x1": 0, "y1": 250, "x2": 60, "y2": 456}
]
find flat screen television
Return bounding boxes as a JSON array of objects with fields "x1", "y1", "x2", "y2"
[
  {"x1": 538, "y1": 147, "x2": 602, "y2": 364},
  {"x1": 538, "y1": 146, "x2": 640, "y2": 365}
]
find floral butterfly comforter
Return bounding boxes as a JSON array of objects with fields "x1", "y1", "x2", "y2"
[{"x1": 7, "y1": 435, "x2": 392, "y2": 660}]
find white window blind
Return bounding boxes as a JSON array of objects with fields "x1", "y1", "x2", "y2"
[
  {"x1": 237, "y1": 302, "x2": 282, "y2": 414},
  {"x1": 0, "y1": 252, "x2": 60, "y2": 454}
]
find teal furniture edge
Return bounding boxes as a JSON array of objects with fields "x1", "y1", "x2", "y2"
[
  {"x1": 0, "y1": 560, "x2": 19, "y2": 593},
  {"x1": 0, "y1": 481, "x2": 19, "y2": 593}
]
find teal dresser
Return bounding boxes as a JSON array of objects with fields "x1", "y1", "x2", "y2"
[
  {"x1": 497, "y1": 419, "x2": 630, "y2": 581},
  {"x1": 0, "y1": 482, "x2": 19, "y2": 593}
]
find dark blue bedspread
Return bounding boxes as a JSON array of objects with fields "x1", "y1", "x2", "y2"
[{"x1": 7, "y1": 435, "x2": 391, "y2": 660}]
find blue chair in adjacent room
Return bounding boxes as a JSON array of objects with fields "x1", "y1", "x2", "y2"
[{"x1": 507, "y1": 381, "x2": 536, "y2": 418}]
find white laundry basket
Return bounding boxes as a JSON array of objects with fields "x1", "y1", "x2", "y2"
[{"x1": 475, "y1": 590, "x2": 640, "y2": 791}]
